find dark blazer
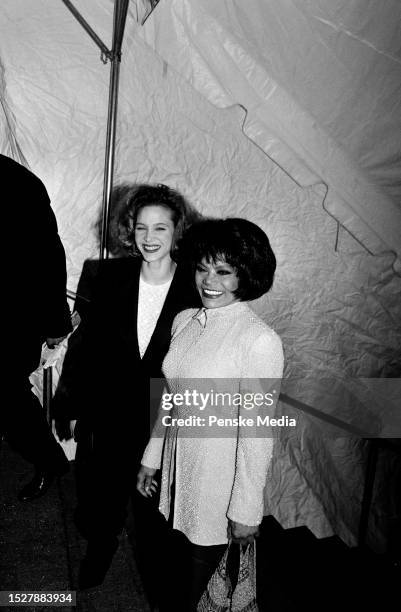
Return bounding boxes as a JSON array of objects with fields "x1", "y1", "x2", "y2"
[
  {"x1": 55, "y1": 256, "x2": 200, "y2": 456},
  {"x1": 2, "y1": 154, "x2": 72, "y2": 375}
]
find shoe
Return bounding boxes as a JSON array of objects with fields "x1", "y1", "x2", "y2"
[
  {"x1": 78, "y1": 538, "x2": 118, "y2": 590},
  {"x1": 17, "y1": 464, "x2": 69, "y2": 502}
]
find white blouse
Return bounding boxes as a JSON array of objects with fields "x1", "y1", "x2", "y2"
[{"x1": 137, "y1": 276, "x2": 172, "y2": 358}]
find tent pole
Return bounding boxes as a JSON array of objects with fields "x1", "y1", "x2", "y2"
[
  {"x1": 61, "y1": 0, "x2": 110, "y2": 58},
  {"x1": 99, "y1": 0, "x2": 129, "y2": 260}
]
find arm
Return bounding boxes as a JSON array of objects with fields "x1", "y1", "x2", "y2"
[
  {"x1": 137, "y1": 371, "x2": 180, "y2": 496},
  {"x1": 227, "y1": 329, "x2": 284, "y2": 542},
  {"x1": 137, "y1": 390, "x2": 168, "y2": 497},
  {"x1": 51, "y1": 317, "x2": 92, "y2": 438},
  {"x1": 140, "y1": 407, "x2": 166, "y2": 470},
  {"x1": 51, "y1": 264, "x2": 104, "y2": 431},
  {"x1": 138, "y1": 311, "x2": 192, "y2": 495}
]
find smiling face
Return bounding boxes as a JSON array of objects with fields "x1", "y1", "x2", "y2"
[
  {"x1": 195, "y1": 257, "x2": 240, "y2": 309},
  {"x1": 134, "y1": 205, "x2": 175, "y2": 263}
]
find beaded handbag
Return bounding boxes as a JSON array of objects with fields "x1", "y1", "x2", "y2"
[{"x1": 197, "y1": 541, "x2": 258, "y2": 612}]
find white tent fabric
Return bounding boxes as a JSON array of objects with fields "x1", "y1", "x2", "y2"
[
  {"x1": 1, "y1": 0, "x2": 400, "y2": 551},
  {"x1": 141, "y1": 0, "x2": 401, "y2": 273}
]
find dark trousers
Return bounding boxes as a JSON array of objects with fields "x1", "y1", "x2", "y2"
[
  {"x1": 160, "y1": 529, "x2": 227, "y2": 612},
  {"x1": 187, "y1": 541, "x2": 228, "y2": 611},
  {"x1": 0, "y1": 376, "x2": 68, "y2": 473},
  {"x1": 74, "y1": 432, "x2": 167, "y2": 608}
]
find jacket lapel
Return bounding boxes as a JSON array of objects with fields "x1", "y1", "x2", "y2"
[{"x1": 113, "y1": 260, "x2": 141, "y2": 360}]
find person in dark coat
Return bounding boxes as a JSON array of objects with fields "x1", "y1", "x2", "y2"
[
  {"x1": 53, "y1": 183, "x2": 201, "y2": 602},
  {"x1": 1, "y1": 153, "x2": 72, "y2": 502}
]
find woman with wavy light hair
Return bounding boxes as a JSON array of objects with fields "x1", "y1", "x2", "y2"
[{"x1": 55, "y1": 183, "x2": 201, "y2": 606}]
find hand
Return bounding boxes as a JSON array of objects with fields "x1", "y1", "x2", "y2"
[
  {"x1": 46, "y1": 335, "x2": 68, "y2": 348},
  {"x1": 227, "y1": 520, "x2": 259, "y2": 546},
  {"x1": 137, "y1": 465, "x2": 158, "y2": 498}
]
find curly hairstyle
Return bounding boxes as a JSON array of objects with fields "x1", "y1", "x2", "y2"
[
  {"x1": 181, "y1": 217, "x2": 277, "y2": 300},
  {"x1": 115, "y1": 183, "x2": 201, "y2": 261},
  {"x1": 94, "y1": 184, "x2": 134, "y2": 257}
]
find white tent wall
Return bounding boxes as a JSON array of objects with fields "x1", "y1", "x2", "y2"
[
  {"x1": 140, "y1": 0, "x2": 401, "y2": 550},
  {"x1": 141, "y1": 0, "x2": 401, "y2": 272},
  {"x1": 1, "y1": 0, "x2": 400, "y2": 552}
]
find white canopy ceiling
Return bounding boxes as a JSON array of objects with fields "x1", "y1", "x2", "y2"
[{"x1": 142, "y1": 0, "x2": 401, "y2": 272}]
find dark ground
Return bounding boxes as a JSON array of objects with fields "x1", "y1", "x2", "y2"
[{"x1": 1, "y1": 439, "x2": 399, "y2": 612}]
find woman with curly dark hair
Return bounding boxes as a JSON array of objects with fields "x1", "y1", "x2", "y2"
[
  {"x1": 55, "y1": 183, "x2": 201, "y2": 602},
  {"x1": 138, "y1": 217, "x2": 284, "y2": 610}
]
